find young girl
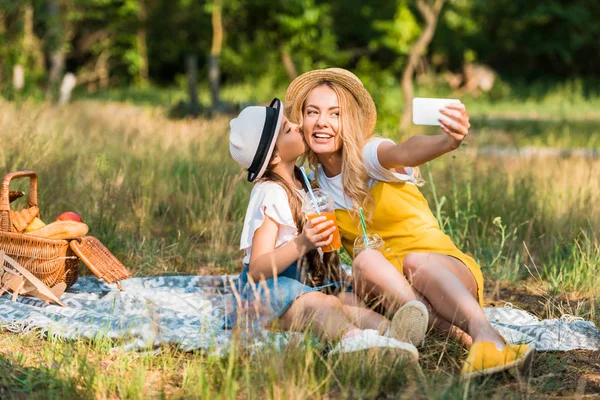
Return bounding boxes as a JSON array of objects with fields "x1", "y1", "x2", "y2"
[
  {"x1": 285, "y1": 68, "x2": 534, "y2": 379},
  {"x1": 224, "y1": 98, "x2": 428, "y2": 359}
]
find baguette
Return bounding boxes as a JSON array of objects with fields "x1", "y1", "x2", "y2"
[
  {"x1": 27, "y1": 220, "x2": 88, "y2": 240},
  {"x1": 10, "y1": 206, "x2": 39, "y2": 232}
]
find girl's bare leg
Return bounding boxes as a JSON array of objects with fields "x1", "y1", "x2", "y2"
[
  {"x1": 403, "y1": 252, "x2": 504, "y2": 349},
  {"x1": 336, "y1": 291, "x2": 390, "y2": 334},
  {"x1": 274, "y1": 291, "x2": 357, "y2": 340},
  {"x1": 352, "y1": 250, "x2": 418, "y2": 311},
  {"x1": 352, "y1": 250, "x2": 463, "y2": 337}
]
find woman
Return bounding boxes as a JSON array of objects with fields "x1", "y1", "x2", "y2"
[{"x1": 284, "y1": 68, "x2": 534, "y2": 379}]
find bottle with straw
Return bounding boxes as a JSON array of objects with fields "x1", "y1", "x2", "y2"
[
  {"x1": 300, "y1": 167, "x2": 320, "y2": 216},
  {"x1": 359, "y1": 208, "x2": 369, "y2": 246},
  {"x1": 352, "y1": 207, "x2": 384, "y2": 257},
  {"x1": 299, "y1": 167, "x2": 342, "y2": 253}
]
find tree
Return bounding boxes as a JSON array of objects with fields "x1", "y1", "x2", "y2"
[
  {"x1": 118, "y1": 0, "x2": 149, "y2": 86},
  {"x1": 208, "y1": 0, "x2": 223, "y2": 112},
  {"x1": 273, "y1": 0, "x2": 341, "y2": 77},
  {"x1": 45, "y1": 0, "x2": 66, "y2": 99},
  {"x1": 14, "y1": 1, "x2": 45, "y2": 93},
  {"x1": 219, "y1": 0, "x2": 342, "y2": 87},
  {"x1": 400, "y1": 0, "x2": 446, "y2": 130},
  {"x1": 0, "y1": 7, "x2": 8, "y2": 88},
  {"x1": 136, "y1": 0, "x2": 149, "y2": 86},
  {"x1": 433, "y1": 0, "x2": 600, "y2": 81}
]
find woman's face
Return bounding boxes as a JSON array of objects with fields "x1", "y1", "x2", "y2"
[{"x1": 302, "y1": 85, "x2": 342, "y2": 156}]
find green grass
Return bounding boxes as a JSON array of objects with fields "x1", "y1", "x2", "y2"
[
  {"x1": 0, "y1": 98, "x2": 598, "y2": 398},
  {"x1": 70, "y1": 77, "x2": 600, "y2": 150},
  {"x1": 0, "y1": 322, "x2": 597, "y2": 399},
  {"x1": 423, "y1": 153, "x2": 600, "y2": 294}
]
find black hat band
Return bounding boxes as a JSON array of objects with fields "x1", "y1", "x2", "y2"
[{"x1": 247, "y1": 106, "x2": 278, "y2": 182}]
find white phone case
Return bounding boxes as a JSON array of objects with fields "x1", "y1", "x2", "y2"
[{"x1": 412, "y1": 97, "x2": 461, "y2": 126}]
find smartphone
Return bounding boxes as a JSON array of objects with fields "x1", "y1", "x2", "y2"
[{"x1": 412, "y1": 97, "x2": 461, "y2": 126}]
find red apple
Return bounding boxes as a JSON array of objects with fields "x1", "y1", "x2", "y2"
[{"x1": 56, "y1": 211, "x2": 83, "y2": 222}]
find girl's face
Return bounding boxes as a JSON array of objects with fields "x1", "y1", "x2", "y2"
[
  {"x1": 302, "y1": 85, "x2": 342, "y2": 155},
  {"x1": 274, "y1": 116, "x2": 305, "y2": 162}
]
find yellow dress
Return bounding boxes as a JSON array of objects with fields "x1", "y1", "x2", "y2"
[{"x1": 335, "y1": 181, "x2": 484, "y2": 305}]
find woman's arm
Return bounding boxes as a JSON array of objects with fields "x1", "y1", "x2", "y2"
[
  {"x1": 378, "y1": 103, "x2": 471, "y2": 169},
  {"x1": 248, "y1": 215, "x2": 335, "y2": 282}
]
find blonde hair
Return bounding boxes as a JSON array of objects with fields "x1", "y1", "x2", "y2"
[{"x1": 289, "y1": 81, "x2": 373, "y2": 219}]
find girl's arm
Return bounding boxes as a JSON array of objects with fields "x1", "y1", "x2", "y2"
[
  {"x1": 248, "y1": 215, "x2": 335, "y2": 282},
  {"x1": 378, "y1": 103, "x2": 471, "y2": 169}
]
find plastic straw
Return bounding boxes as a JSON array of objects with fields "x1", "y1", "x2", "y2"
[
  {"x1": 300, "y1": 167, "x2": 320, "y2": 215},
  {"x1": 359, "y1": 207, "x2": 369, "y2": 246}
]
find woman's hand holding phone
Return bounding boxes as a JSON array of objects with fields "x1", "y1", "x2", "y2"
[{"x1": 412, "y1": 97, "x2": 471, "y2": 149}]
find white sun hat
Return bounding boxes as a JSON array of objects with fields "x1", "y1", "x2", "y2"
[{"x1": 229, "y1": 98, "x2": 283, "y2": 182}]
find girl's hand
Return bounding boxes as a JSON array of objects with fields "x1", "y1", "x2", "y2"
[
  {"x1": 296, "y1": 216, "x2": 335, "y2": 251},
  {"x1": 439, "y1": 103, "x2": 470, "y2": 149}
]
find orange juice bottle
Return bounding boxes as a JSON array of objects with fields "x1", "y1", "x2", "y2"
[
  {"x1": 307, "y1": 211, "x2": 342, "y2": 252},
  {"x1": 302, "y1": 189, "x2": 342, "y2": 253}
]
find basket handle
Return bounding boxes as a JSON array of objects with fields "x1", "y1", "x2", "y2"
[{"x1": 0, "y1": 171, "x2": 39, "y2": 232}]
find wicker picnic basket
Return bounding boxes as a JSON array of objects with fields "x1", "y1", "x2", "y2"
[{"x1": 0, "y1": 170, "x2": 131, "y2": 289}]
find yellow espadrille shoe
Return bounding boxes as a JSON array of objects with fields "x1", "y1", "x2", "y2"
[{"x1": 460, "y1": 342, "x2": 535, "y2": 380}]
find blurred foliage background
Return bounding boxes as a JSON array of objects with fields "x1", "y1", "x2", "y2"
[{"x1": 2, "y1": 0, "x2": 600, "y2": 113}]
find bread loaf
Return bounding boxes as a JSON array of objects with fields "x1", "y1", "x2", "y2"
[
  {"x1": 10, "y1": 207, "x2": 39, "y2": 232},
  {"x1": 26, "y1": 220, "x2": 88, "y2": 239}
]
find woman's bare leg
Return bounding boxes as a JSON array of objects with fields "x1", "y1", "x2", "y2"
[
  {"x1": 403, "y1": 252, "x2": 504, "y2": 348},
  {"x1": 352, "y1": 250, "x2": 461, "y2": 336},
  {"x1": 352, "y1": 250, "x2": 418, "y2": 311}
]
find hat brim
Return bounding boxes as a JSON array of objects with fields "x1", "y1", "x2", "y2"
[
  {"x1": 248, "y1": 98, "x2": 283, "y2": 182},
  {"x1": 284, "y1": 68, "x2": 377, "y2": 137}
]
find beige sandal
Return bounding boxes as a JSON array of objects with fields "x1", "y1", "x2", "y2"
[{"x1": 388, "y1": 300, "x2": 429, "y2": 346}]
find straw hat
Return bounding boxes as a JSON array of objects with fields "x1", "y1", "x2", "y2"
[
  {"x1": 284, "y1": 68, "x2": 377, "y2": 137},
  {"x1": 229, "y1": 98, "x2": 283, "y2": 182}
]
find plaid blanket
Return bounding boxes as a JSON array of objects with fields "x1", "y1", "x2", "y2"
[{"x1": 0, "y1": 276, "x2": 597, "y2": 353}]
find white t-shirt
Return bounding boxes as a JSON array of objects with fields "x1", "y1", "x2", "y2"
[
  {"x1": 239, "y1": 181, "x2": 303, "y2": 264},
  {"x1": 313, "y1": 137, "x2": 416, "y2": 210}
]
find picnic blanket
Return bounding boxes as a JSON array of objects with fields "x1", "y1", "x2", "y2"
[{"x1": 0, "y1": 276, "x2": 598, "y2": 353}]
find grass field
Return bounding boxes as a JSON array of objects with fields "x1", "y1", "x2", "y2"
[{"x1": 0, "y1": 96, "x2": 599, "y2": 398}]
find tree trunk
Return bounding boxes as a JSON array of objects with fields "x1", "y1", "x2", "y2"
[
  {"x1": 209, "y1": 0, "x2": 223, "y2": 112},
  {"x1": 0, "y1": 10, "x2": 4, "y2": 83},
  {"x1": 136, "y1": 0, "x2": 149, "y2": 86},
  {"x1": 186, "y1": 54, "x2": 200, "y2": 118},
  {"x1": 48, "y1": 52, "x2": 65, "y2": 89},
  {"x1": 400, "y1": 0, "x2": 446, "y2": 131},
  {"x1": 46, "y1": 0, "x2": 65, "y2": 100},
  {"x1": 0, "y1": 9, "x2": 5, "y2": 34},
  {"x1": 13, "y1": 65, "x2": 25, "y2": 91},
  {"x1": 96, "y1": 48, "x2": 110, "y2": 89},
  {"x1": 281, "y1": 46, "x2": 297, "y2": 81},
  {"x1": 22, "y1": 3, "x2": 45, "y2": 84},
  {"x1": 59, "y1": 72, "x2": 77, "y2": 104}
]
